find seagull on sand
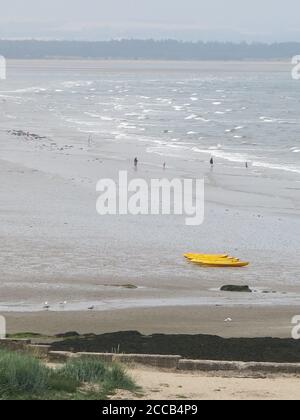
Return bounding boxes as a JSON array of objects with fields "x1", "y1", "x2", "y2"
[{"x1": 224, "y1": 318, "x2": 233, "y2": 323}]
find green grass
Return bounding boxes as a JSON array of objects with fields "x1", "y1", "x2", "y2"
[
  {"x1": 105, "y1": 363, "x2": 136, "y2": 391},
  {"x1": 0, "y1": 351, "x2": 137, "y2": 400},
  {"x1": 0, "y1": 351, "x2": 49, "y2": 398},
  {"x1": 59, "y1": 357, "x2": 107, "y2": 383},
  {"x1": 59, "y1": 357, "x2": 137, "y2": 398}
]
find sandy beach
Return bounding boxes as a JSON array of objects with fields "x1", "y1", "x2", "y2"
[
  {"x1": 115, "y1": 367, "x2": 300, "y2": 400},
  {"x1": 0, "y1": 60, "x2": 299, "y2": 338}
]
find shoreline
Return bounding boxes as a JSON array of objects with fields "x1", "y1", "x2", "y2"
[{"x1": 4, "y1": 305, "x2": 299, "y2": 338}]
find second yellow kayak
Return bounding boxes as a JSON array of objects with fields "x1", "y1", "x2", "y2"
[{"x1": 191, "y1": 259, "x2": 249, "y2": 268}]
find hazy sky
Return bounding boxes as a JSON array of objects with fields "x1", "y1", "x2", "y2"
[{"x1": 1, "y1": 0, "x2": 300, "y2": 42}]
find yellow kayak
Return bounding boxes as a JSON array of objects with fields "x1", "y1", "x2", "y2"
[
  {"x1": 191, "y1": 259, "x2": 249, "y2": 268},
  {"x1": 184, "y1": 253, "x2": 228, "y2": 260},
  {"x1": 191, "y1": 257, "x2": 239, "y2": 262}
]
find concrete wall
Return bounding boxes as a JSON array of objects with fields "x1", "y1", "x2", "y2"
[
  {"x1": 2, "y1": 339, "x2": 300, "y2": 375},
  {"x1": 0, "y1": 339, "x2": 31, "y2": 352}
]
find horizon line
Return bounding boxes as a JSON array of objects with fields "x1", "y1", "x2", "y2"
[{"x1": 1, "y1": 38, "x2": 300, "y2": 45}]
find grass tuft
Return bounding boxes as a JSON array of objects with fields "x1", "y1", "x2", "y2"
[
  {"x1": 47, "y1": 372, "x2": 79, "y2": 394},
  {"x1": 0, "y1": 351, "x2": 49, "y2": 397},
  {"x1": 0, "y1": 351, "x2": 137, "y2": 400},
  {"x1": 104, "y1": 363, "x2": 136, "y2": 391},
  {"x1": 59, "y1": 357, "x2": 107, "y2": 383}
]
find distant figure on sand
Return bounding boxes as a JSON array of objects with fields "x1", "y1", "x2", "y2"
[
  {"x1": 163, "y1": 162, "x2": 166, "y2": 170},
  {"x1": 245, "y1": 162, "x2": 248, "y2": 169},
  {"x1": 134, "y1": 157, "x2": 138, "y2": 169},
  {"x1": 210, "y1": 157, "x2": 214, "y2": 167}
]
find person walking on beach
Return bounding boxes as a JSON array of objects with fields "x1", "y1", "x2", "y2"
[
  {"x1": 163, "y1": 162, "x2": 166, "y2": 170},
  {"x1": 134, "y1": 157, "x2": 138, "y2": 169},
  {"x1": 210, "y1": 157, "x2": 214, "y2": 167}
]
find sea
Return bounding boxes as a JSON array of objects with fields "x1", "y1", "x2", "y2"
[{"x1": 0, "y1": 60, "x2": 299, "y2": 176}]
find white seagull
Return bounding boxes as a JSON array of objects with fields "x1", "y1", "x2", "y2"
[
  {"x1": 43, "y1": 302, "x2": 50, "y2": 311},
  {"x1": 224, "y1": 318, "x2": 233, "y2": 323}
]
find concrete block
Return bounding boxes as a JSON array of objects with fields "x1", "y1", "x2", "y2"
[
  {"x1": 178, "y1": 359, "x2": 300, "y2": 375},
  {"x1": 27, "y1": 345, "x2": 51, "y2": 359},
  {"x1": 0, "y1": 339, "x2": 31, "y2": 351},
  {"x1": 113, "y1": 354, "x2": 181, "y2": 369},
  {"x1": 76, "y1": 352, "x2": 114, "y2": 363},
  {"x1": 48, "y1": 351, "x2": 78, "y2": 363}
]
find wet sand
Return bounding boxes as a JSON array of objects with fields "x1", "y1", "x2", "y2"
[
  {"x1": 4, "y1": 305, "x2": 299, "y2": 338},
  {"x1": 0, "y1": 145, "x2": 299, "y2": 317},
  {"x1": 0, "y1": 143, "x2": 300, "y2": 337}
]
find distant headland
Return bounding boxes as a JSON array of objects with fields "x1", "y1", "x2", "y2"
[{"x1": 0, "y1": 39, "x2": 299, "y2": 60}]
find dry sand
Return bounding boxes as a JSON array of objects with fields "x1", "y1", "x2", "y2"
[{"x1": 116, "y1": 367, "x2": 300, "y2": 400}]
